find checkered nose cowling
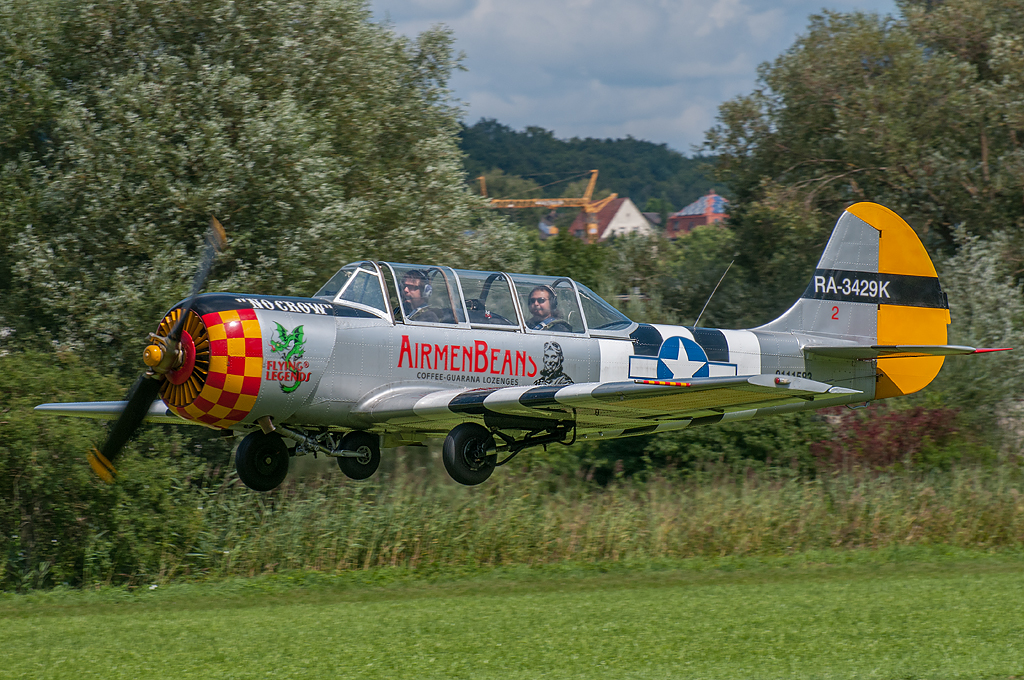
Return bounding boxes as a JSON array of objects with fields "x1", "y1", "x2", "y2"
[{"x1": 159, "y1": 307, "x2": 263, "y2": 428}]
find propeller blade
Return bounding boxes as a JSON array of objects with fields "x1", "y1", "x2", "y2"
[
  {"x1": 91, "y1": 217, "x2": 226, "y2": 482},
  {"x1": 89, "y1": 373, "x2": 163, "y2": 482},
  {"x1": 170, "y1": 216, "x2": 228, "y2": 342}
]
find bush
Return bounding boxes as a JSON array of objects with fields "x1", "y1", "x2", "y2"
[
  {"x1": 531, "y1": 411, "x2": 830, "y2": 483},
  {"x1": 811, "y1": 404, "x2": 995, "y2": 472},
  {"x1": 0, "y1": 350, "x2": 222, "y2": 589}
]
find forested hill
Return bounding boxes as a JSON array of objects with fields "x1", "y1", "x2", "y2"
[{"x1": 459, "y1": 119, "x2": 719, "y2": 212}]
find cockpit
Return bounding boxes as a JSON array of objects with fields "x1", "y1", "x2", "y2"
[{"x1": 314, "y1": 262, "x2": 636, "y2": 337}]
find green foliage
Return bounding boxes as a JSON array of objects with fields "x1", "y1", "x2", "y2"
[
  {"x1": 537, "y1": 229, "x2": 608, "y2": 288},
  {"x1": 475, "y1": 167, "x2": 543, "y2": 201},
  {"x1": 705, "y1": 3, "x2": 1024, "y2": 252},
  {"x1": 549, "y1": 412, "x2": 830, "y2": 484},
  {"x1": 461, "y1": 118, "x2": 720, "y2": 212},
  {"x1": 0, "y1": 350, "x2": 118, "y2": 589},
  {"x1": 719, "y1": 195, "x2": 833, "y2": 326},
  {"x1": 8, "y1": 439, "x2": 1024, "y2": 591},
  {"x1": 695, "y1": 0, "x2": 1024, "y2": 451},
  {"x1": 811, "y1": 404, "x2": 997, "y2": 472},
  {"x1": 0, "y1": 0, "x2": 524, "y2": 374},
  {"x1": 0, "y1": 350, "x2": 227, "y2": 589},
  {"x1": 928, "y1": 228, "x2": 1024, "y2": 437},
  {"x1": 657, "y1": 225, "x2": 748, "y2": 328}
]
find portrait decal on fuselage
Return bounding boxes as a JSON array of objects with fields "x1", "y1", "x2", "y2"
[{"x1": 533, "y1": 341, "x2": 574, "y2": 386}]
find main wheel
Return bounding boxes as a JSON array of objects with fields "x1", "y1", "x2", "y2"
[
  {"x1": 235, "y1": 430, "x2": 290, "y2": 492},
  {"x1": 337, "y1": 431, "x2": 380, "y2": 480},
  {"x1": 442, "y1": 423, "x2": 497, "y2": 486}
]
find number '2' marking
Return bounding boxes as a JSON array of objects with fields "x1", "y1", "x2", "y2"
[{"x1": 831, "y1": 306, "x2": 839, "y2": 320}]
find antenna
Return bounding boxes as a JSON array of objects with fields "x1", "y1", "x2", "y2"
[{"x1": 693, "y1": 260, "x2": 734, "y2": 328}]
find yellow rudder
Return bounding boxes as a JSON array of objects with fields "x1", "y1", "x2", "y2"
[{"x1": 846, "y1": 203, "x2": 951, "y2": 399}]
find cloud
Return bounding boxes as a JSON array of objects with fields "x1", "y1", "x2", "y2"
[{"x1": 371, "y1": 0, "x2": 899, "y2": 152}]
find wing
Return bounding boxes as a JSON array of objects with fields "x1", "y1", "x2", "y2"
[
  {"x1": 34, "y1": 400, "x2": 195, "y2": 425},
  {"x1": 351, "y1": 375, "x2": 861, "y2": 435},
  {"x1": 803, "y1": 344, "x2": 1012, "y2": 359}
]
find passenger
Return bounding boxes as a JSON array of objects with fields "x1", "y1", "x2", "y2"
[
  {"x1": 401, "y1": 270, "x2": 439, "y2": 323},
  {"x1": 526, "y1": 285, "x2": 572, "y2": 332}
]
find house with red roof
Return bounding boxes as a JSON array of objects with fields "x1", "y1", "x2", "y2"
[
  {"x1": 568, "y1": 197, "x2": 654, "y2": 241},
  {"x1": 665, "y1": 191, "x2": 728, "y2": 238}
]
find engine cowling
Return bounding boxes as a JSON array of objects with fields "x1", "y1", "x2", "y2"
[
  {"x1": 152, "y1": 303, "x2": 263, "y2": 428},
  {"x1": 151, "y1": 293, "x2": 347, "y2": 429}
]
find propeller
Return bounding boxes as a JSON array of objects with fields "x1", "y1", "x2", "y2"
[{"x1": 88, "y1": 217, "x2": 227, "y2": 482}]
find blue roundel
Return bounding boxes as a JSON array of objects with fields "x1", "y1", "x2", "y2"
[{"x1": 657, "y1": 336, "x2": 709, "y2": 379}]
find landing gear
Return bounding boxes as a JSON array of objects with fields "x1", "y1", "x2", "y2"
[
  {"x1": 235, "y1": 430, "x2": 290, "y2": 491},
  {"x1": 337, "y1": 431, "x2": 380, "y2": 480},
  {"x1": 441, "y1": 419, "x2": 577, "y2": 486},
  {"x1": 443, "y1": 423, "x2": 497, "y2": 486},
  {"x1": 263, "y1": 423, "x2": 382, "y2": 480}
]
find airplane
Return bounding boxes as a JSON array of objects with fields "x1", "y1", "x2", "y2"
[{"x1": 36, "y1": 203, "x2": 1008, "y2": 490}]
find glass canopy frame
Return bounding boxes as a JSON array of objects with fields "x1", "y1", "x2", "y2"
[{"x1": 315, "y1": 262, "x2": 636, "y2": 338}]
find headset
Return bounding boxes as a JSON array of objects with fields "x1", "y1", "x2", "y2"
[{"x1": 404, "y1": 270, "x2": 432, "y2": 298}]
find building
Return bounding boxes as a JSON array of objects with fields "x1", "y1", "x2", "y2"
[
  {"x1": 665, "y1": 191, "x2": 728, "y2": 238},
  {"x1": 537, "y1": 210, "x2": 559, "y2": 240},
  {"x1": 568, "y1": 197, "x2": 654, "y2": 241},
  {"x1": 642, "y1": 212, "x2": 663, "y2": 227}
]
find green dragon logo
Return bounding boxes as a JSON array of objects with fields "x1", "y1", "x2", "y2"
[{"x1": 269, "y1": 322, "x2": 307, "y2": 393}]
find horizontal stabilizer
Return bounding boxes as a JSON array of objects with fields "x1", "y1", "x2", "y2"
[
  {"x1": 34, "y1": 400, "x2": 192, "y2": 425},
  {"x1": 803, "y1": 344, "x2": 1011, "y2": 359}
]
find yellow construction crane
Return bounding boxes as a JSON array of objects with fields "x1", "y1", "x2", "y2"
[{"x1": 478, "y1": 169, "x2": 618, "y2": 242}]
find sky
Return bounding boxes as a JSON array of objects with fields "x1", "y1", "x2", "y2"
[{"x1": 368, "y1": 0, "x2": 899, "y2": 154}]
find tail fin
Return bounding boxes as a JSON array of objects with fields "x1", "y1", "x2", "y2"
[{"x1": 757, "y1": 202, "x2": 950, "y2": 399}]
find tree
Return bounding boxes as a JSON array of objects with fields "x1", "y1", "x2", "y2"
[
  {"x1": 703, "y1": 0, "x2": 1024, "y2": 322},
  {"x1": 930, "y1": 228, "x2": 1024, "y2": 432},
  {"x1": 701, "y1": 0, "x2": 1024, "y2": 444},
  {"x1": 460, "y1": 118, "x2": 720, "y2": 212},
  {"x1": 0, "y1": 0, "x2": 523, "y2": 374}
]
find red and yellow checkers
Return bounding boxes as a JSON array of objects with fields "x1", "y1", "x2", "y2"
[{"x1": 169, "y1": 308, "x2": 262, "y2": 428}]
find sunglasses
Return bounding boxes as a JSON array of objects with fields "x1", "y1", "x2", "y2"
[
  {"x1": 402, "y1": 283, "x2": 423, "y2": 290},
  {"x1": 528, "y1": 297, "x2": 549, "y2": 305}
]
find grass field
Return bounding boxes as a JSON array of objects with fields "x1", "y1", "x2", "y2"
[{"x1": 3, "y1": 549, "x2": 1023, "y2": 679}]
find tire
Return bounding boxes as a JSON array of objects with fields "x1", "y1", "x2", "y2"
[
  {"x1": 235, "y1": 431, "x2": 290, "y2": 492},
  {"x1": 442, "y1": 423, "x2": 497, "y2": 486},
  {"x1": 337, "y1": 431, "x2": 381, "y2": 480}
]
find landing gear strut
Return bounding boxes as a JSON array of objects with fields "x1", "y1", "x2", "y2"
[
  {"x1": 442, "y1": 420, "x2": 576, "y2": 486},
  {"x1": 492, "y1": 421, "x2": 575, "y2": 465},
  {"x1": 265, "y1": 420, "x2": 382, "y2": 481}
]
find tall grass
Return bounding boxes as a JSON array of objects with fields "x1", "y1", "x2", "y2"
[{"x1": 107, "y1": 465, "x2": 1024, "y2": 585}]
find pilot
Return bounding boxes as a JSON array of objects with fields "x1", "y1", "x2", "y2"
[
  {"x1": 526, "y1": 285, "x2": 572, "y2": 332},
  {"x1": 401, "y1": 270, "x2": 439, "y2": 323}
]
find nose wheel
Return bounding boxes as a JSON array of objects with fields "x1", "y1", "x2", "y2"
[{"x1": 235, "y1": 430, "x2": 290, "y2": 491}]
